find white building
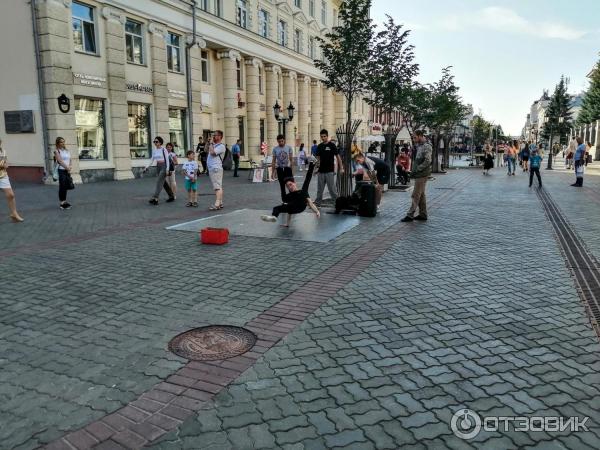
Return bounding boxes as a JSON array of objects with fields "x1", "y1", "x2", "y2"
[{"x1": 0, "y1": 0, "x2": 370, "y2": 182}]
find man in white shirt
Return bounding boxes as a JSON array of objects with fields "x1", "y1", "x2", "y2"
[{"x1": 207, "y1": 130, "x2": 226, "y2": 210}]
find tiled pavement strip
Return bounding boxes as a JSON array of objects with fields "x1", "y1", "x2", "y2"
[{"x1": 0, "y1": 168, "x2": 599, "y2": 449}]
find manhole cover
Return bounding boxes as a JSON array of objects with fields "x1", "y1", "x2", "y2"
[{"x1": 168, "y1": 325, "x2": 256, "y2": 361}]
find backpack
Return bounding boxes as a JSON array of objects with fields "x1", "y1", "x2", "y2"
[{"x1": 221, "y1": 148, "x2": 233, "y2": 170}]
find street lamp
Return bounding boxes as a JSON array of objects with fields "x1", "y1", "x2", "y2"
[
  {"x1": 273, "y1": 101, "x2": 295, "y2": 138},
  {"x1": 545, "y1": 116, "x2": 564, "y2": 170}
]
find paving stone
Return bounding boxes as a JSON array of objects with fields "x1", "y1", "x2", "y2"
[{"x1": 323, "y1": 430, "x2": 368, "y2": 448}]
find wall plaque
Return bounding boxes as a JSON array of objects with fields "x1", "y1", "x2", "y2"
[
  {"x1": 126, "y1": 82, "x2": 154, "y2": 94},
  {"x1": 73, "y1": 73, "x2": 106, "y2": 88}
]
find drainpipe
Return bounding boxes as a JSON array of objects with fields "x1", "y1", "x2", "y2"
[
  {"x1": 30, "y1": 0, "x2": 52, "y2": 181},
  {"x1": 185, "y1": 0, "x2": 197, "y2": 150}
]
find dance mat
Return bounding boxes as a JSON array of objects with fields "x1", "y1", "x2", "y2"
[{"x1": 166, "y1": 208, "x2": 362, "y2": 242}]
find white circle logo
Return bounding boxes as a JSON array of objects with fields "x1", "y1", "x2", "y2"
[{"x1": 451, "y1": 409, "x2": 482, "y2": 440}]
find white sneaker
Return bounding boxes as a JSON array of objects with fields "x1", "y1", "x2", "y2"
[{"x1": 261, "y1": 215, "x2": 277, "y2": 222}]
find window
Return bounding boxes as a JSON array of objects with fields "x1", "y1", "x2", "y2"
[
  {"x1": 258, "y1": 9, "x2": 268, "y2": 38},
  {"x1": 321, "y1": 1, "x2": 326, "y2": 25},
  {"x1": 125, "y1": 19, "x2": 144, "y2": 64},
  {"x1": 309, "y1": 0, "x2": 315, "y2": 17},
  {"x1": 294, "y1": 0, "x2": 302, "y2": 8},
  {"x1": 236, "y1": 59, "x2": 243, "y2": 89},
  {"x1": 166, "y1": 32, "x2": 181, "y2": 72},
  {"x1": 294, "y1": 29, "x2": 302, "y2": 53},
  {"x1": 75, "y1": 97, "x2": 105, "y2": 160},
  {"x1": 128, "y1": 103, "x2": 151, "y2": 158},
  {"x1": 258, "y1": 65, "x2": 264, "y2": 94},
  {"x1": 201, "y1": 51, "x2": 210, "y2": 83},
  {"x1": 278, "y1": 20, "x2": 287, "y2": 46},
  {"x1": 309, "y1": 37, "x2": 315, "y2": 59},
  {"x1": 72, "y1": 2, "x2": 97, "y2": 54},
  {"x1": 214, "y1": 0, "x2": 222, "y2": 17},
  {"x1": 236, "y1": 0, "x2": 247, "y2": 28},
  {"x1": 199, "y1": 0, "x2": 208, "y2": 11},
  {"x1": 168, "y1": 108, "x2": 187, "y2": 157}
]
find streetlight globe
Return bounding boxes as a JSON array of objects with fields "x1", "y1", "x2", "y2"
[
  {"x1": 273, "y1": 101, "x2": 281, "y2": 120},
  {"x1": 287, "y1": 102, "x2": 295, "y2": 121}
]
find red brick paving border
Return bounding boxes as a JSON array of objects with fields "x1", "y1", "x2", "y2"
[{"x1": 41, "y1": 174, "x2": 473, "y2": 450}]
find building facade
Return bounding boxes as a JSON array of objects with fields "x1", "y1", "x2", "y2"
[{"x1": 1, "y1": 0, "x2": 370, "y2": 182}]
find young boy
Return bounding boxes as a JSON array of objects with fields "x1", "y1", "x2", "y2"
[
  {"x1": 529, "y1": 148, "x2": 543, "y2": 188},
  {"x1": 261, "y1": 158, "x2": 320, "y2": 227},
  {"x1": 182, "y1": 150, "x2": 199, "y2": 206}
]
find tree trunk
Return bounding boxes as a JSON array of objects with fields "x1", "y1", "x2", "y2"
[{"x1": 431, "y1": 134, "x2": 441, "y2": 173}]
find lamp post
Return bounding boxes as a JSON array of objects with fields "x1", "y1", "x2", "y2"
[{"x1": 273, "y1": 101, "x2": 295, "y2": 140}]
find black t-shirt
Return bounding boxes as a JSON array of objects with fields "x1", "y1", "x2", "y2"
[
  {"x1": 316, "y1": 141, "x2": 339, "y2": 173},
  {"x1": 284, "y1": 189, "x2": 309, "y2": 207}
]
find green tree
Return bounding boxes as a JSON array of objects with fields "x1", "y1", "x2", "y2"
[
  {"x1": 578, "y1": 60, "x2": 600, "y2": 125},
  {"x1": 542, "y1": 76, "x2": 573, "y2": 146},
  {"x1": 472, "y1": 115, "x2": 491, "y2": 147}
]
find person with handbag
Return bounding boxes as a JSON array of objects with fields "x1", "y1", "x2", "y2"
[
  {"x1": 0, "y1": 140, "x2": 24, "y2": 222},
  {"x1": 572, "y1": 136, "x2": 586, "y2": 187},
  {"x1": 54, "y1": 137, "x2": 74, "y2": 210},
  {"x1": 144, "y1": 136, "x2": 175, "y2": 205},
  {"x1": 165, "y1": 143, "x2": 178, "y2": 199}
]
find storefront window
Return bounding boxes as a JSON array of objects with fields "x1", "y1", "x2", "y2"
[
  {"x1": 75, "y1": 97, "x2": 106, "y2": 160},
  {"x1": 168, "y1": 108, "x2": 187, "y2": 157},
  {"x1": 128, "y1": 103, "x2": 151, "y2": 158}
]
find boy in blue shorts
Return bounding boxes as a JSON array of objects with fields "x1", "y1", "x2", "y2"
[{"x1": 182, "y1": 150, "x2": 199, "y2": 207}]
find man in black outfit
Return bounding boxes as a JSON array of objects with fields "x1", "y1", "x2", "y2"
[
  {"x1": 261, "y1": 159, "x2": 320, "y2": 227},
  {"x1": 315, "y1": 129, "x2": 344, "y2": 206}
]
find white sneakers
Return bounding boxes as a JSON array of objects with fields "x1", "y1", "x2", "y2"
[{"x1": 261, "y1": 215, "x2": 277, "y2": 222}]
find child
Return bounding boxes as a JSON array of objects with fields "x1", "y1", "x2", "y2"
[
  {"x1": 529, "y1": 148, "x2": 543, "y2": 188},
  {"x1": 182, "y1": 150, "x2": 199, "y2": 207},
  {"x1": 261, "y1": 158, "x2": 320, "y2": 227}
]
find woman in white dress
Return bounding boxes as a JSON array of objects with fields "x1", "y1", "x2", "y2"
[{"x1": 0, "y1": 140, "x2": 24, "y2": 222}]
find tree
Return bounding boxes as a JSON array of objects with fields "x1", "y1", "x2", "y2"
[
  {"x1": 472, "y1": 115, "x2": 491, "y2": 147},
  {"x1": 315, "y1": 0, "x2": 373, "y2": 129},
  {"x1": 542, "y1": 76, "x2": 573, "y2": 146},
  {"x1": 366, "y1": 16, "x2": 419, "y2": 177},
  {"x1": 578, "y1": 59, "x2": 600, "y2": 126}
]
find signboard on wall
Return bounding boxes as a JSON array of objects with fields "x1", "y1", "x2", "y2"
[
  {"x1": 73, "y1": 73, "x2": 106, "y2": 88},
  {"x1": 126, "y1": 82, "x2": 154, "y2": 94}
]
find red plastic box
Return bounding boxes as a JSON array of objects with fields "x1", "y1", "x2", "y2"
[{"x1": 200, "y1": 227, "x2": 229, "y2": 245}]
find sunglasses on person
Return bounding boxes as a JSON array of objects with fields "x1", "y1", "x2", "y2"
[{"x1": 153, "y1": 140, "x2": 160, "y2": 144}]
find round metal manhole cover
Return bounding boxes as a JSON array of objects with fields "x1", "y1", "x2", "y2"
[{"x1": 168, "y1": 325, "x2": 257, "y2": 361}]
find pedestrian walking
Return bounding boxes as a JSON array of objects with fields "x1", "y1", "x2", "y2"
[
  {"x1": 297, "y1": 143, "x2": 306, "y2": 172},
  {"x1": 232, "y1": 139, "x2": 241, "y2": 177},
  {"x1": 310, "y1": 140, "x2": 318, "y2": 157},
  {"x1": 529, "y1": 148, "x2": 543, "y2": 188},
  {"x1": 144, "y1": 136, "x2": 175, "y2": 205},
  {"x1": 566, "y1": 138, "x2": 576, "y2": 169},
  {"x1": 261, "y1": 157, "x2": 319, "y2": 227},
  {"x1": 401, "y1": 130, "x2": 432, "y2": 222},
  {"x1": 181, "y1": 150, "x2": 199, "y2": 207},
  {"x1": 572, "y1": 136, "x2": 586, "y2": 187},
  {"x1": 483, "y1": 143, "x2": 494, "y2": 175},
  {"x1": 207, "y1": 130, "x2": 226, "y2": 209},
  {"x1": 54, "y1": 137, "x2": 74, "y2": 210},
  {"x1": 0, "y1": 140, "x2": 24, "y2": 222},
  {"x1": 521, "y1": 142, "x2": 531, "y2": 171},
  {"x1": 166, "y1": 143, "x2": 178, "y2": 199},
  {"x1": 271, "y1": 134, "x2": 294, "y2": 201},
  {"x1": 506, "y1": 140, "x2": 518, "y2": 175},
  {"x1": 196, "y1": 137, "x2": 207, "y2": 174},
  {"x1": 585, "y1": 141, "x2": 593, "y2": 166},
  {"x1": 315, "y1": 129, "x2": 344, "y2": 206}
]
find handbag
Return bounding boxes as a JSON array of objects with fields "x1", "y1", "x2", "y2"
[{"x1": 52, "y1": 164, "x2": 59, "y2": 181}]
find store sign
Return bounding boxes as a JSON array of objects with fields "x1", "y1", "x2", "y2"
[
  {"x1": 169, "y1": 89, "x2": 186, "y2": 100},
  {"x1": 126, "y1": 82, "x2": 154, "y2": 94},
  {"x1": 73, "y1": 73, "x2": 106, "y2": 88}
]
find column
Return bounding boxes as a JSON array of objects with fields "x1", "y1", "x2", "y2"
[
  {"x1": 282, "y1": 70, "x2": 297, "y2": 144},
  {"x1": 217, "y1": 49, "x2": 241, "y2": 147},
  {"x1": 265, "y1": 64, "x2": 281, "y2": 145},
  {"x1": 36, "y1": 0, "x2": 80, "y2": 182},
  {"x1": 297, "y1": 75, "x2": 310, "y2": 148},
  {"x1": 149, "y1": 22, "x2": 169, "y2": 139},
  {"x1": 102, "y1": 6, "x2": 133, "y2": 180},
  {"x1": 322, "y1": 87, "x2": 335, "y2": 136},
  {"x1": 310, "y1": 79, "x2": 322, "y2": 143},
  {"x1": 189, "y1": 38, "x2": 207, "y2": 146},
  {"x1": 245, "y1": 58, "x2": 261, "y2": 159},
  {"x1": 595, "y1": 120, "x2": 600, "y2": 159}
]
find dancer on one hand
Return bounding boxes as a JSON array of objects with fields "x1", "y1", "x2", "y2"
[{"x1": 261, "y1": 158, "x2": 320, "y2": 228}]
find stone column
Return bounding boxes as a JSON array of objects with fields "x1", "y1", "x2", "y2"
[
  {"x1": 297, "y1": 75, "x2": 310, "y2": 148},
  {"x1": 102, "y1": 6, "x2": 133, "y2": 180},
  {"x1": 36, "y1": 0, "x2": 80, "y2": 182},
  {"x1": 189, "y1": 37, "x2": 207, "y2": 147},
  {"x1": 282, "y1": 70, "x2": 297, "y2": 145},
  {"x1": 310, "y1": 80, "x2": 322, "y2": 142},
  {"x1": 265, "y1": 64, "x2": 281, "y2": 145},
  {"x1": 245, "y1": 58, "x2": 261, "y2": 159},
  {"x1": 322, "y1": 87, "x2": 335, "y2": 136},
  {"x1": 148, "y1": 22, "x2": 169, "y2": 139},
  {"x1": 217, "y1": 49, "x2": 241, "y2": 147}
]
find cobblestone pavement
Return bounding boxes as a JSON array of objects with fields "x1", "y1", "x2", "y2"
[{"x1": 1, "y1": 167, "x2": 599, "y2": 449}]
